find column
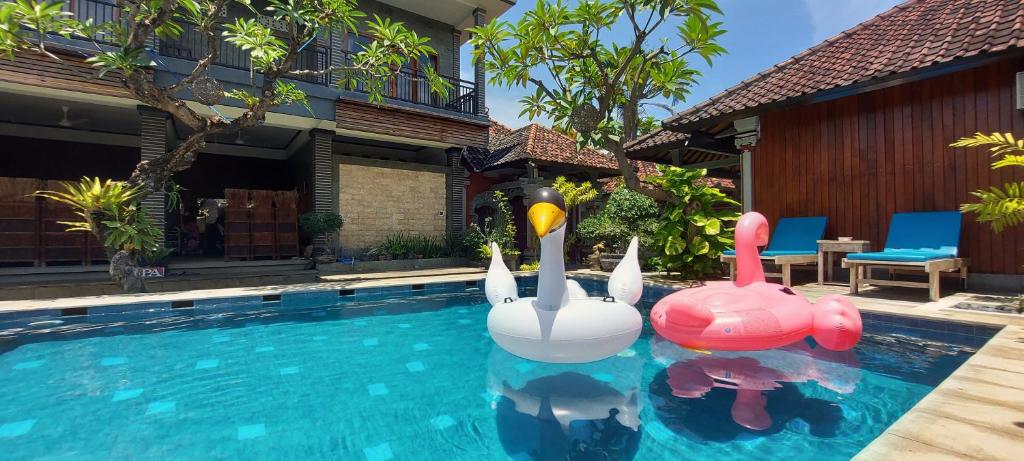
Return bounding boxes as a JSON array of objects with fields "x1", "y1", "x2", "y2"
[
  {"x1": 329, "y1": 28, "x2": 346, "y2": 87},
  {"x1": 732, "y1": 116, "x2": 759, "y2": 213},
  {"x1": 452, "y1": 29, "x2": 461, "y2": 80},
  {"x1": 137, "y1": 106, "x2": 168, "y2": 242},
  {"x1": 472, "y1": 8, "x2": 486, "y2": 115},
  {"x1": 445, "y1": 148, "x2": 468, "y2": 237},
  {"x1": 734, "y1": 134, "x2": 757, "y2": 213},
  {"x1": 310, "y1": 129, "x2": 334, "y2": 214}
]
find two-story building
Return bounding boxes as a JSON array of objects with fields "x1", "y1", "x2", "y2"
[{"x1": 0, "y1": 0, "x2": 514, "y2": 267}]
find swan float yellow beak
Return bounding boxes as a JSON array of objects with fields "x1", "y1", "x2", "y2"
[{"x1": 528, "y1": 188, "x2": 567, "y2": 238}]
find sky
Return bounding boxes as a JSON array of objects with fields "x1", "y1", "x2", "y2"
[{"x1": 460, "y1": 0, "x2": 904, "y2": 129}]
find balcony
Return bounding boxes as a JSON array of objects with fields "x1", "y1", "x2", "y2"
[
  {"x1": 159, "y1": 21, "x2": 331, "y2": 86},
  {"x1": 338, "y1": 50, "x2": 478, "y2": 116},
  {"x1": 59, "y1": 1, "x2": 481, "y2": 116}
]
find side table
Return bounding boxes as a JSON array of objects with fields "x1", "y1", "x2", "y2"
[{"x1": 817, "y1": 239, "x2": 871, "y2": 285}]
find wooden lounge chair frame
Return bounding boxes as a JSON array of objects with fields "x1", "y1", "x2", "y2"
[
  {"x1": 842, "y1": 257, "x2": 968, "y2": 302},
  {"x1": 721, "y1": 253, "x2": 818, "y2": 287}
]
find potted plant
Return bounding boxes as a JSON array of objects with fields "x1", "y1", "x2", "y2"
[{"x1": 299, "y1": 212, "x2": 344, "y2": 264}]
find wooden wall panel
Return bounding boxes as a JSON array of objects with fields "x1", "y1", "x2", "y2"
[
  {"x1": 753, "y1": 58, "x2": 1024, "y2": 275},
  {"x1": 336, "y1": 99, "x2": 488, "y2": 148},
  {"x1": 0, "y1": 50, "x2": 131, "y2": 98}
]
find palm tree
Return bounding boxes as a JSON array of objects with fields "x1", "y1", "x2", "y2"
[{"x1": 951, "y1": 132, "x2": 1024, "y2": 232}]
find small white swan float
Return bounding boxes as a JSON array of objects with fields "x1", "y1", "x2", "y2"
[{"x1": 485, "y1": 187, "x2": 644, "y2": 363}]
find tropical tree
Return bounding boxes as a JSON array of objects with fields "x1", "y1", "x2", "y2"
[
  {"x1": 468, "y1": 0, "x2": 725, "y2": 203},
  {"x1": 951, "y1": 132, "x2": 1024, "y2": 232},
  {"x1": 1, "y1": 0, "x2": 448, "y2": 197}
]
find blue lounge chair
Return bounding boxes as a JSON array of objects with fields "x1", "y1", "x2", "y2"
[
  {"x1": 842, "y1": 211, "x2": 967, "y2": 301},
  {"x1": 722, "y1": 216, "x2": 827, "y2": 286}
]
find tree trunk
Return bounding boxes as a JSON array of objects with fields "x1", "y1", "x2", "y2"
[{"x1": 609, "y1": 143, "x2": 675, "y2": 203}]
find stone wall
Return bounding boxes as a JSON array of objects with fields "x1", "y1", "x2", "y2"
[{"x1": 337, "y1": 157, "x2": 447, "y2": 249}]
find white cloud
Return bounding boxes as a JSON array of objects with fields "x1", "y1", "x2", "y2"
[{"x1": 802, "y1": 0, "x2": 902, "y2": 42}]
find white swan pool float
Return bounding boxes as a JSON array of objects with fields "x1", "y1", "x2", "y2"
[{"x1": 485, "y1": 187, "x2": 643, "y2": 363}]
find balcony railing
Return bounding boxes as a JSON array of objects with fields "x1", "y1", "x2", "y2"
[
  {"x1": 159, "y1": 21, "x2": 331, "y2": 86},
  {"x1": 339, "y1": 50, "x2": 478, "y2": 115},
  {"x1": 55, "y1": 6, "x2": 480, "y2": 115},
  {"x1": 62, "y1": 0, "x2": 119, "y2": 44}
]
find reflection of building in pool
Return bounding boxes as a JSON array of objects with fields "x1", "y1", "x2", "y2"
[
  {"x1": 648, "y1": 337, "x2": 860, "y2": 440},
  {"x1": 486, "y1": 347, "x2": 643, "y2": 460}
]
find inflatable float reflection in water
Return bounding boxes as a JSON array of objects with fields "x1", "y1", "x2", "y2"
[
  {"x1": 650, "y1": 336, "x2": 860, "y2": 436},
  {"x1": 487, "y1": 346, "x2": 643, "y2": 460},
  {"x1": 651, "y1": 212, "x2": 863, "y2": 352},
  {"x1": 485, "y1": 187, "x2": 643, "y2": 363}
]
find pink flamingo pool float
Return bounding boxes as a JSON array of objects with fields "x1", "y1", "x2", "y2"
[{"x1": 650, "y1": 212, "x2": 863, "y2": 352}]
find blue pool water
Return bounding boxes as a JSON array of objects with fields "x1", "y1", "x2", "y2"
[{"x1": 0, "y1": 278, "x2": 997, "y2": 460}]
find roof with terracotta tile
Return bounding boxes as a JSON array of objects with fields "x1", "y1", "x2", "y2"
[
  {"x1": 659, "y1": 0, "x2": 1024, "y2": 131},
  {"x1": 464, "y1": 121, "x2": 641, "y2": 173},
  {"x1": 625, "y1": 129, "x2": 690, "y2": 155}
]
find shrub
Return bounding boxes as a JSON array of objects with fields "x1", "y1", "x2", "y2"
[
  {"x1": 519, "y1": 261, "x2": 541, "y2": 271},
  {"x1": 299, "y1": 212, "x2": 344, "y2": 251},
  {"x1": 577, "y1": 187, "x2": 659, "y2": 252},
  {"x1": 646, "y1": 166, "x2": 740, "y2": 278},
  {"x1": 464, "y1": 190, "x2": 520, "y2": 260},
  {"x1": 34, "y1": 177, "x2": 164, "y2": 261}
]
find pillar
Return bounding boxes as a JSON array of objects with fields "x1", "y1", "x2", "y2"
[
  {"x1": 735, "y1": 135, "x2": 757, "y2": 213},
  {"x1": 329, "y1": 28, "x2": 347, "y2": 87},
  {"x1": 310, "y1": 129, "x2": 334, "y2": 214},
  {"x1": 445, "y1": 148, "x2": 468, "y2": 237},
  {"x1": 452, "y1": 29, "x2": 462, "y2": 80},
  {"x1": 472, "y1": 8, "x2": 486, "y2": 116},
  {"x1": 137, "y1": 106, "x2": 168, "y2": 242},
  {"x1": 733, "y1": 116, "x2": 759, "y2": 213}
]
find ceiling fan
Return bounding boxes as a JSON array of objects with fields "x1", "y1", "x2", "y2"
[{"x1": 57, "y1": 105, "x2": 90, "y2": 128}]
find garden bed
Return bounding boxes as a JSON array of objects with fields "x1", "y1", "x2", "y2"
[{"x1": 317, "y1": 257, "x2": 471, "y2": 275}]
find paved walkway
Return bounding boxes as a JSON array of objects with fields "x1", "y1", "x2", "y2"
[{"x1": 0, "y1": 269, "x2": 1020, "y2": 459}]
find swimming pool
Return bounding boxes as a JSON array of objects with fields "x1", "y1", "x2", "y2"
[{"x1": 0, "y1": 277, "x2": 998, "y2": 460}]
